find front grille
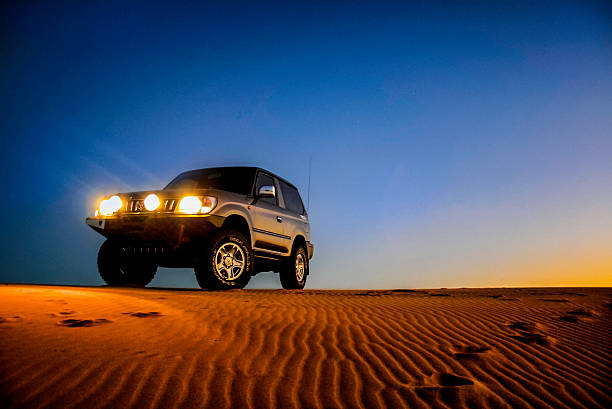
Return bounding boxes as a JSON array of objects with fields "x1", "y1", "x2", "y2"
[
  {"x1": 127, "y1": 199, "x2": 143, "y2": 212},
  {"x1": 124, "y1": 198, "x2": 177, "y2": 213},
  {"x1": 163, "y1": 199, "x2": 177, "y2": 212}
]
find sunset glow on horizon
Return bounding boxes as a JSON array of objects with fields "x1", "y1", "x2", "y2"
[{"x1": 1, "y1": 1, "x2": 610, "y2": 289}]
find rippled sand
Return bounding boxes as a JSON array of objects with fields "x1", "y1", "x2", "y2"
[{"x1": 1, "y1": 285, "x2": 610, "y2": 408}]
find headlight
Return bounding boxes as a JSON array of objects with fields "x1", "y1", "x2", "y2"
[
  {"x1": 177, "y1": 196, "x2": 217, "y2": 214},
  {"x1": 178, "y1": 196, "x2": 202, "y2": 214},
  {"x1": 99, "y1": 195, "x2": 122, "y2": 216},
  {"x1": 144, "y1": 194, "x2": 160, "y2": 211},
  {"x1": 200, "y1": 196, "x2": 217, "y2": 214}
]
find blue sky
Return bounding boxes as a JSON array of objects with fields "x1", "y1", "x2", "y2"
[{"x1": 1, "y1": 1, "x2": 611, "y2": 288}]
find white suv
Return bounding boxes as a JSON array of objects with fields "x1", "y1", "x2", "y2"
[{"x1": 86, "y1": 167, "x2": 313, "y2": 290}]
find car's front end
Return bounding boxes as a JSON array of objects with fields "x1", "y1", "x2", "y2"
[{"x1": 87, "y1": 190, "x2": 225, "y2": 266}]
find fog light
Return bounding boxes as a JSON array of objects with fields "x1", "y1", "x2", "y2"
[
  {"x1": 99, "y1": 195, "x2": 122, "y2": 216},
  {"x1": 144, "y1": 194, "x2": 161, "y2": 211}
]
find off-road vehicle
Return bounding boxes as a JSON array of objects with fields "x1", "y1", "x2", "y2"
[{"x1": 86, "y1": 167, "x2": 313, "y2": 290}]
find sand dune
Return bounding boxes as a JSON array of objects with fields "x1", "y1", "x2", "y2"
[{"x1": 0, "y1": 285, "x2": 610, "y2": 408}]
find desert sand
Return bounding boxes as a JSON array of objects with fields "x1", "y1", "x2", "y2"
[{"x1": 0, "y1": 285, "x2": 610, "y2": 408}]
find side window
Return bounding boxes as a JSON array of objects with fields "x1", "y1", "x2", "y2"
[
  {"x1": 255, "y1": 173, "x2": 277, "y2": 205},
  {"x1": 279, "y1": 181, "x2": 304, "y2": 215}
]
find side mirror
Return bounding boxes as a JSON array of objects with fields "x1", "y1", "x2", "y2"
[{"x1": 258, "y1": 185, "x2": 275, "y2": 198}]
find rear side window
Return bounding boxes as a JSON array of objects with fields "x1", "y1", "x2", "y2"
[
  {"x1": 255, "y1": 173, "x2": 277, "y2": 205},
  {"x1": 279, "y1": 181, "x2": 304, "y2": 215}
]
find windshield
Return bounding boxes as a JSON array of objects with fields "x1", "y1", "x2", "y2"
[{"x1": 164, "y1": 167, "x2": 256, "y2": 195}]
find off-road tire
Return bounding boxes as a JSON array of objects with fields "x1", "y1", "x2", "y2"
[
  {"x1": 97, "y1": 240, "x2": 157, "y2": 286},
  {"x1": 194, "y1": 229, "x2": 253, "y2": 290},
  {"x1": 280, "y1": 245, "x2": 308, "y2": 289}
]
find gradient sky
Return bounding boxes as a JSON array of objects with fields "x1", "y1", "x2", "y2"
[{"x1": 1, "y1": 1, "x2": 611, "y2": 289}]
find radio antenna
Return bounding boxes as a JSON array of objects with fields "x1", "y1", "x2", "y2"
[{"x1": 307, "y1": 155, "x2": 312, "y2": 212}]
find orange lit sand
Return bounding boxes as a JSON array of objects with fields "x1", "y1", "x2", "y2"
[{"x1": 1, "y1": 285, "x2": 610, "y2": 408}]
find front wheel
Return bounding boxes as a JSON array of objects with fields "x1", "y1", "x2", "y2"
[
  {"x1": 280, "y1": 245, "x2": 308, "y2": 289},
  {"x1": 97, "y1": 240, "x2": 157, "y2": 286},
  {"x1": 194, "y1": 229, "x2": 253, "y2": 290}
]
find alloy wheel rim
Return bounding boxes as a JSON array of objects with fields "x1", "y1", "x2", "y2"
[
  {"x1": 295, "y1": 253, "x2": 305, "y2": 282},
  {"x1": 215, "y1": 242, "x2": 246, "y2": 281}
]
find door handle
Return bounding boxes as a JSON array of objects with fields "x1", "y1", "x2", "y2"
[{"x1": 276, "y1": 216, "x2": 283, "y2": 223}]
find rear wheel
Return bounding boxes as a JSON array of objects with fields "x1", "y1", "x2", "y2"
[
  {"x1": 194, "y1": 229, "x2": 253, "y2": 290},
  {"x1": 280, "y1": 245, "x2": 308, "y2": 289},
  {"x1": 97, "y1": 240, "x2": 157, "y2": 286}
]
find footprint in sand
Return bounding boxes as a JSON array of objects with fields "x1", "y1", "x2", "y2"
[
  {"x1": 510, "y1": 333, "x2": 549, "y2": 345},
  {"x1": 0, "y1": 316, "x2": 23, "y2": 324},
  {"x1": 122, "y1": 312, "x2": 162, "y2": 318},
  {"x1": 452, "y1": 345, "x2": 491, "y2": 359},
  {"x1": 508, "y1": 321, "x2": 549, "y2": 345},
  {"x1": 50, "y1": 310, "x2": 76, "y2": 317},
  {"x1": 508, "y1": 321, "x2": 537, "y2": 332},
  {"x1": 559, "y1": 309, "x2": 596, "y2": 323},
  {"x1": 58, "y1": 318, "x2": 112, "y2": 327},
  {"x1": 433, "y1": 373, "x2": 474, "y2": 387}
]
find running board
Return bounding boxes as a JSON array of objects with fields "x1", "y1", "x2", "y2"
[{"x1": 253, "y1": 251, "x2": 284, "y2": 261}]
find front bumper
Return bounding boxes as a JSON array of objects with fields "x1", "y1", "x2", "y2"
[
  {"x1": 86, "y1": 214, "x2": 226, "y2": 245},
  {"x1": 307, "y1": 242, "x2": 314, "y2": 259}
]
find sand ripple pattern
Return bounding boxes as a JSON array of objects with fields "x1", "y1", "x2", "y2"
[{"x1": 0, "y1": 286, "x2": 611, "y2": 408}]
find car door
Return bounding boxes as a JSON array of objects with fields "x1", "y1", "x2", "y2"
[
  {"x1": 277, "y1": 179, "x2": 309, "y2": 246},
  {"x1": 251, "y1": 171, "x2": 291, "y2": 254}
]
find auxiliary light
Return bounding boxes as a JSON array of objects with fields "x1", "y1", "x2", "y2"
[
  {"x1": 144, "y1": 193, "x2": 161, "y2": 211},
  {"x1": 99, "y1": 195, "x2": 122, "y2": 216}
]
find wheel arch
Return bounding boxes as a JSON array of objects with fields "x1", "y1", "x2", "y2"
[
  {"x1": 222, "y1": 214, "x2": 252, "y2": 245},
  {"x1": 292, "y1": 234, "x2": 307, "y2": 255}
]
